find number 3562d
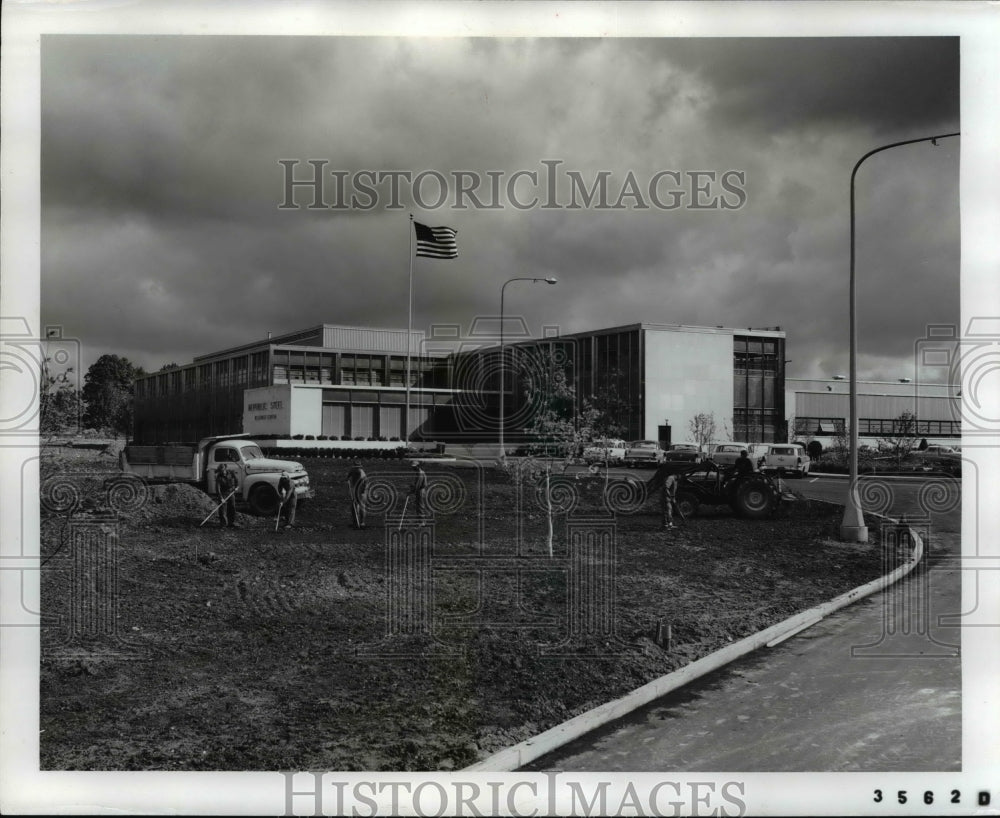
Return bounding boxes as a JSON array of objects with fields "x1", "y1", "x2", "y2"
[{"x1": 873, "y1": 790, "x2": 991, "y2": 806}]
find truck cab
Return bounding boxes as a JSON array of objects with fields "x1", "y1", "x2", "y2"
[{"x1": 203, "y1": 438, "x2": 312, "y2": 514}]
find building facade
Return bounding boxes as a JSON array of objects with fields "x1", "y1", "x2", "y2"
[
  {"x1": 132, "y1": 322, "x2": 787, "y2": 445},
  {"x1": 498, "y1": 323, "x2": 786, "y2": 444},
  {"x1": 786, "y1": 377, "x2": 961, "y2": 448},
  {"x1": 133, "y1": 325, "x2": 454, "y2": 443}
]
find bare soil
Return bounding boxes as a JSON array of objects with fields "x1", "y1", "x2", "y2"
[{"x1": 39, "y1": 450, "x2": 893, "y2": 771}]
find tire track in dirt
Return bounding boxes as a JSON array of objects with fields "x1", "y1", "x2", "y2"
[{"x1": 234, "y1": 574, "x2": 299, "y2": 618}]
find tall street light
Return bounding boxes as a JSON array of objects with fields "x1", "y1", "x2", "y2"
[
  {"x1": 499, "y1": 276, "x2": 558, "y2": 460},
  {"x1": 840, "y1": 131, "x2": 959, "y2": 542}
]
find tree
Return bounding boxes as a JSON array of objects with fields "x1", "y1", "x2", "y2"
[
  {"x1": 877, "y1": 410, "x2": 919, "y2": 469},
  {"x1": 586, "y1": 384, "x2": 629, "y2": 442},
  {"x1": 787, "y1": 414, "x2": 799, "y2": 444},
  {"x1": 520, "y1": 345, "x2": 620, "y2": 466},
  {"x1": 39, "y1": 356, "x2": 80, "y2": 440},
  {"x1": 687, "y1": 412, "x2": 717, "y2": 449},
  {"x1": 82, "y1": 354, "x2": 144, "y2": 437}
]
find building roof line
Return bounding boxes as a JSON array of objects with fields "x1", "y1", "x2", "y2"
[{"x1": 191, "y1": 325, "x2": 427, "y2": 362}]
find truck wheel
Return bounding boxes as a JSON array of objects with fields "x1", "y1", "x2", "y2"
[
  {"x1": 674, "y1": 492, "x2": 699, "y2": 519},
  {"x1": 248, "y1": 483, "x2": 279, "y2": 516},
  {"x1": 734, "y1": 477, "x2": 777, "y2": 519}
]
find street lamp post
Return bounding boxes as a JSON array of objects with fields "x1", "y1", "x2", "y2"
[
  {"x1": 840, "y1": 131, "x2": 959, "y2": 542},
  {"x1": 499, "y1": 277, "x2": 558, "y2": 460}
]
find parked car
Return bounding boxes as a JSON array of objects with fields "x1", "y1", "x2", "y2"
[
  {"x1": 624, "y1": 440, "x2": 665, "y2": 467},
  {"x1": 709, "y1": 442, "x2": 759, "y2": 467},
  {"x1": 582, "y1": 438, "x2": 627, "y2": 465},
  {"x1": 759, "y1": 443, "x2": 811, "y2": 477},
  {"x1": 922, "y1": 444, "x2": 960, "y2": 456},
  {"x1": 663, "y1": 442, "x2": 704, "y2": 463},
  {"x1": 913, "y1": 444, "x2": 962, "y2": 476}
]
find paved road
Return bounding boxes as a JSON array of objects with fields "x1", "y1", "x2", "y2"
[{"x1": 525, "y1": 474, "x2": 962, "y2": 772}]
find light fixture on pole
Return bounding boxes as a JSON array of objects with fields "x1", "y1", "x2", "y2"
[
  {"x1": 498, "y1": 276, "x2": 558, "y2": 460},
  {"x1": 840, "y1": 131, "x2": 958, "y2": 542}
]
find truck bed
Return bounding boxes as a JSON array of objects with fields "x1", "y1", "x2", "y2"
[
  {"x1": 124, "y1": 444, "x2": 197, "y2": 465},
  {"x1": 123, "y1": 444, "x2": 200, "y2": 481}
]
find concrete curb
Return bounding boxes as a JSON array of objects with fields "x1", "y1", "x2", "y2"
[{"x1": 463, "y1": 515, "x2": 923, "y2": 772}]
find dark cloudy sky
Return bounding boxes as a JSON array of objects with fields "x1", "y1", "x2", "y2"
[{"x1": 40, "y1": 34, "x2": 960, "y2": 381}]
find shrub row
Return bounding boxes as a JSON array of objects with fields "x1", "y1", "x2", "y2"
[
  {"x1": 270, "y1": 434, "x2": 403, "y2": 442},
  {"x1": 261, "y1": 446, "x2": 410, "y2": 461}
]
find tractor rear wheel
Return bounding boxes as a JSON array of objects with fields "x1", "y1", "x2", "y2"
[{"x1": 733, "y1": 477, "x2": 777, "y2": 519}]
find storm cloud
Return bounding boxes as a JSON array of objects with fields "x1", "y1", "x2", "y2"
[{"x1": 41, "y1": 35, "x2": 960, "y2": 382}]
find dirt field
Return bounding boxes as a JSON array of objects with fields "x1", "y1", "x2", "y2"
[{"x1": 39, "y1": 449, "x2": 892, "y2": 771}]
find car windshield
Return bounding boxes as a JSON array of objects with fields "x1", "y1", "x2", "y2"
[
  {"x1": 672, "y1": 444, "x2": 697, "y2": 451},
  {"x1": 240, "y1": 445, "x2": 264, "y2": 460},
  {"x1": 716, "y1": 445, "x2": 742, "y2": 453}
]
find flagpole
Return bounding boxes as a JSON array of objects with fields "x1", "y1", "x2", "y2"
[{"x1": 406, "y1": 214, "x2": 414, "y2": 447}]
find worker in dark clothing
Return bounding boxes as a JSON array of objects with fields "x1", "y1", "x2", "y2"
[
  {"x1": 277, "y1": 470, "x2": 297, "y2": 528},
  {"x1": 661, "y1": 472, "x2": 679, "y2": 529},
  {"x1": 346, "y1": 460, "x2": 369, "y2": 529},
  {"x1": 734, "y1": 450, "x2": 754, "y2": 476},
  {"x1": 215, "y1": 464, "x2": 238, "y2": 528},
  {"x1": 409, "y1": 461, "x2": 428, "y2": 518}
]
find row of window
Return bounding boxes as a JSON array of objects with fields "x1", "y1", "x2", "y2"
[
  {"x1": 136, "y1": 352, "x2": 270, "y2": 397},
  {"x1": 139, "y1": 357, "x2": 444, "y2": 396},
  {"x1": 860, "y1": 418, "x2": 961, "y2": 436},
  {"x1": 734, "y1": 337, "x2": 780, "y2": 356},
  {"x1": 794, "y1": 417, "x2": 845, "y2": 435},
  {"x1": 794, "y1": 417, "x2": 961, "y2": 436}
]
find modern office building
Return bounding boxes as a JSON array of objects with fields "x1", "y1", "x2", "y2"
[
  {"x1": 786, "y1": 377, "x2": 961, "y2": 448},
  {"x1": 498, "y1": 323, "x2": 787, "y2": 444},
  {"x1": 132, "y1": 322, "x2": 788, "y2": 445},
  {"x1": 132, "y1": 325, "x2": 451, "y2": 443}
]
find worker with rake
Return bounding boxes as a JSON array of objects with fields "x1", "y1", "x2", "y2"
[
  {"x1": 346, "y1": 460, "x2": 369, "y2": 530},
  {"x1": 409, "y1": 460, "x2": 428, "y2": 520},
  {"x1": 276, "y1": 470, "x2": 297, "y2": 530},
  {"x1": 215, "y1": 464, "x2": 239, "y2": 528}
]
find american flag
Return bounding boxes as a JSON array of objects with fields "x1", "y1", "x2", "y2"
[{"x1": 413, "y1": 221, "x2": 458, "y2": 259}]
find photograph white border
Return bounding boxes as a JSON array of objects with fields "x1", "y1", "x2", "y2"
[{"x1": 2, "y1": 1, "x2": 998, "y2": 814}]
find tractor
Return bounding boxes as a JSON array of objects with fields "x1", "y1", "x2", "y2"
[{"x1": 644, "y1": 458, "x2": 795, "y2": 520}]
